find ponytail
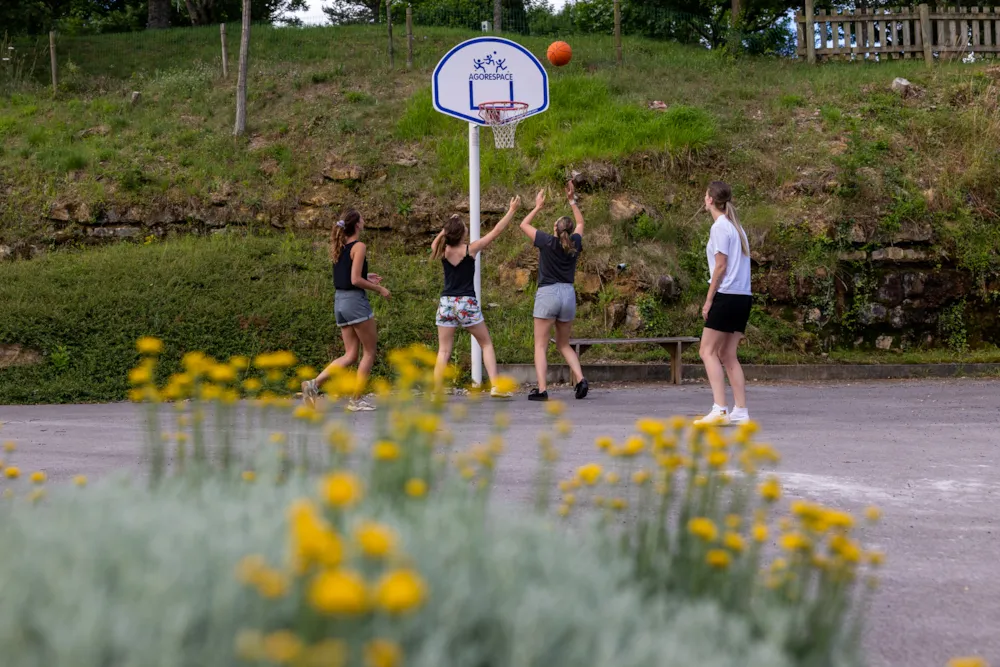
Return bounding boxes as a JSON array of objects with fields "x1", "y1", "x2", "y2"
[
  {"x1": 555, "y1": 216, "x2": 577, "y2": 256},
  {"x1": 432, "y1": 215, "x2": 466, "y2": 261},
  {"x1": 329, "y1": 209, "x2": 361, "y2": 261},
  {"x1": 724, "y1": 202, "x2": 750, "y2": 257}
]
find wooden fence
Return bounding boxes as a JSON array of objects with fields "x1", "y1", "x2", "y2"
[{"x1": 796, "y1": 2, "x2": 1000, "y2": 62}]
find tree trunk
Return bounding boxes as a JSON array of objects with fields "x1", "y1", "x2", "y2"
[
  {"x1": 233, "y1": 0, "x2": 251, "y2": 137},
  {"x1": 148, "y1": 0, "x2": 171, "y2": 29},
  {"x1": 184, "y1": 0, "x2": 215, "y2": 25}
]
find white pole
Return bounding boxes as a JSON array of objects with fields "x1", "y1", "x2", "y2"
[{"x1": 469, "y1": 122, "x2": 483, "y2": 386}]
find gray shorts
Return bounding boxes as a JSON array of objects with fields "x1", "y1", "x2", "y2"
[
  {"x1": 533, "y1": 283, "x2": 577, "y2": 322},
  {"x1": 334, "y1": 289, "x2": 374, "y2": 327}
]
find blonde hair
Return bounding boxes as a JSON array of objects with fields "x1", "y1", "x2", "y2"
[
  {"x1": 329, "y1": 209, "x2": 361, "y2": 261},
  {"x1": 432, "y1": 215, "x2": 466, "y2": 261},
  {"x1": 555, "y1": 216, "x2": 577, "y2": 256},
  {"x1": 707, "y1": 181, "x2": 749, "y2": 256}
]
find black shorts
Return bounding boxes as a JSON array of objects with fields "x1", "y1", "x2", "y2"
[{"x1": 706, "y1": 293, "x2": 753, "y2": 334}]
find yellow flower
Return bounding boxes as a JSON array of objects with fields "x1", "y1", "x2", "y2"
[
  {"x1": 632, "y1": 470, "x2": 651, "y2": 485},
  {"x1": 866, "y1": 550, "x2": 885, "y2": 567},
  {"x1": 4, "y1": 466, "x2": 20, "y2": 480},
  {"x1": 563, "y1": 493, "x2": 576, "y2": 506},
  {"x1": 609, "y1": 498, "x2": 627, "y2": 511},
  {"x1": 706, "y1": 430, "x2": 727, "y2": 450},
  {"x1": 255, "y1": 351, "x2": 298, "y2": 370},
  {"x1": 289, "y1": 501, "x2": 344, "y2": 572},
  {"x1": 308, "y1": 569, "x2": 369, "y2": 615},
  {"x1": 181, "y1": 351, "x2": 211, "y2": 375},
  {"x1": 555, "y1": 419, "x2": 572, "y2": 437},
  {"x1": 830, "y1": 535, "x2": 862, "y2": 563},
  {"x1": 557, "y1": 504, "x2": 570, "y2": 517},
  {"x1": 619, "y1": 436, "x2": 645, "y2": 458},
  {"x1": 293, "y1": 405, "x2": 320, "y2": 422},
  {"x1": 779, "y1": 532, "x2": 811, "y2": 553},
  {"x1": 374, "y1": 568, "x2": 427, "y2": 614},
  {"x1": 322, "y1": 472, "x2": 363, "y2": 508},
  {"x1": 825, "y1": 510, "x2": 855, "y2": 530},
  {"x1": 494, "y1": 375, "x2": 519, "y2": 395},
  {"x1": 209, "y1": 364, "x2": 237, "y2": 384},
  {"x1": 752, "y1": 523, "x2": 769, "y2": 542},
  {"x1": 300, "y1": 640, "x2": 348, "y2": 667},
  {"x1": 635, "y1": 418, "x2": 666, "y2": 437},
  {"x1": 577, "y1": 463, "x2": 603, "y2": 485},
  {"x1": 364, "y1": 639, "x2": 402, "y2": 667},
  {"x1": 128, "y1": 365, "x2": 153, "y2": 385},
  {"x1": 73, "y1": 475, "x2": 87, "y2": 487},
  {"x1": 725, "y1": 514, "x2": 741, "y2": 529},
  {"x1": 235, "y1": 554, "x2": 266, "y2": 583},
  {"x1": 759, "y1": 476, "x2": 781, "y2": 502},
  {"x1": 228, "y1": 355, "x2": 250, "y2": 370},
  {"x1": 723, "y1": 531, "x2": 745, "y2": 553},
  {"x1": 605, "y1": 471, "x2": 620, "y2": 485},
  {"x1": 595, "y1": 436, "x2": 614, "y2": 451},
  {"x1": 405, "y1": 478, "x2": 427, "y2": 498},
  {"x1": 373, "y1": 441, "x2": 401, "y2": 462},
  {"x1": 28, "y1": 489, "x2": 45, "y2": 503},
  {"x1": 243, "y1": 378, "x2": 263, "y2": 393},
  {"x1": 269, "y1": 432, "x2": 287, "y2": 445},
  {"x1": 947, "y1": 657, "x2": 988, "y2": 667},
  {"x1": 263, "y1": 631, "x2": 303, "y2": 664},
  {"x1": 865, "y1": 506, "x2": 882, "y2": 523},
  {"x1": 242, "y1": 470, "x2": 256, "y2": 483},
  {"x1": 707, "y1": 451, "x2": 728, "y2": 468},
  {"x1": 354, "y1": 521, "x2": 397, "y2": 559},
  {"x1": 295, "y1": 366, "x2": 317, "y2": 381},
  {"x1": 30, "y1": 471, "x2": 46, "y2": 485},
  {"x1": 254, "y1": 568, "x2": 290, "y2": 599},
  {"x1": 136, "y1": 336, "x2": 164, "y2": 355},
  {"x1": 688, "y1": 517, "x2": 718, "y2": 542},
  {"x1": 706, "y1": 549, "x2": 731, "y2": 569},
  {"x1": 545, "y1": 401, "x2": 565, "y2": 417}
]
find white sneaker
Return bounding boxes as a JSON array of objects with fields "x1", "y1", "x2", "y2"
[
  {"x1": 694, "y1": 406, "x2": 730, "y2": 426},
  {"x1": 347, "y1": 398, "x2": 376, "y2": 412},
  {"x1": 730, "y1": 408, "x2": 750, "y2": 425},
  {"x1": 301, "y1": 380, "x2": 318, "y2": 408},
  {"x1": 490, "y1": 387, "x2": 513, "y2": 398}
]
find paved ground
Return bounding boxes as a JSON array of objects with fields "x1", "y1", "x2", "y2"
[{"x1": 2, "y1": 379, "x2": 999, "y2": 667}]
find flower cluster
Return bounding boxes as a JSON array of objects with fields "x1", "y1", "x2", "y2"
[{"x1": 236, "y1": 472, "x2": 426, "y2": 667}]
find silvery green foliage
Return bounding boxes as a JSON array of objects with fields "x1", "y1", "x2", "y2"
[{"x1": 0, "y1": 476, "x2": 796, "y2": 667}]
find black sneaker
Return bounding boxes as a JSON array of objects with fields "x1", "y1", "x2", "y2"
[
  {"x1": 575, "y1": 378, "x2": 589, "y2": 400},
  {"x1": 528, "y1": 388, "x2": 549, "y2": 402}
]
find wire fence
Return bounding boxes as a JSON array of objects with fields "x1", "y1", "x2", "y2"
[{"x1": 4, "y1": 3, "x2": 793, "y2": 87}]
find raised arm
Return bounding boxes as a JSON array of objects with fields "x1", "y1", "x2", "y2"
[
  {"x1": 470, "y1": 196, "x2": 521, "y2": 255},
  {"x1": 518, "y1": 189, "x2": 547, "y2": 243},
  {"x1": 430, "y1": 228, "x2": 446, "y2": 260},
  {"x1": 566, "y1": 180, "x2": 584, "y2": 237},
  {"x1": 350, "y1": 242, "x2": 390, "y2": 299}
]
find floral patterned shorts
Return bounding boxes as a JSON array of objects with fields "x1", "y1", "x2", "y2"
[{"x1": 436, "y1": 296, "x2": 484, "y2": 328}]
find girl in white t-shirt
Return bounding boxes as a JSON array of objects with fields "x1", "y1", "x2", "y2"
[{"x1": 694, "y1": 181, "x2": 752, "y2": 426}]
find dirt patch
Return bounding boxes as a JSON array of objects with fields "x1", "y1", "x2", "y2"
[{"x1": 0, "y1": 344, "x2": 43, "y2": 368}]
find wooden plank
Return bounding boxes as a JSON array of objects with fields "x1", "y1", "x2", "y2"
[
  {"x1": 949, "y1": 7, "x2": 958, "y2": 58},
  {"x1": 796, "y1": 12, "x2": 806, "y2": 56},
  {"x1": 984, "y1": 7, "x2": 993, "y2": 49},
  {"x1": 846, "y1": 17, "x2": 856, "y2": 57},
  {"x1": 867, "y1": 8, "x2": 876, "y2": 58},
  {"x1": 832, "y1": 12, "x2": 842, "y2": 57},
  {"x1": 903, "y1": 7, "x2": 912, "y2": 57},
  {"x1": 817, "y1": 9, "x2": 828, "y2": 55},
  {"x1": 569, "y1": 338, "x2": 700, "y2": 346},
  {"x1": 959, "y1": 6, "x2": 969, "y2": 50},
  {"x1": 973, "y1": 7, "x2": 981, "y2": 49},
  {"x1": 884, "y1": 12, "x2": 892, "y2": 55},
  {"x1": 994, "y1": 5, "x2": 1000, "y2": 51},
  {"x1": 806, "y1": 0, "x2": 816, "y2": 63},
  {"x1": 914, "y1": 6, "x2": 923, "y2": 48}
]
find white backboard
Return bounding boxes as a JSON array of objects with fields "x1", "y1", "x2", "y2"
[{"x1": 432, "y1": 37, "x2": 549, "y2": 126}]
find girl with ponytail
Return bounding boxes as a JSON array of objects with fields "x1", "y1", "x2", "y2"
[
  {"x1": 518, "y1": 181, "x2": 588, "y2": 402},
  {"x1": 695, "y1": 181, "x2": 753, "y2": 426},
  {"x1": 301, "y1": 209, "x2": 391, "y2": 412},
  {"x1": 430, "y1": 196, "x2": 522, "y2": 396}
]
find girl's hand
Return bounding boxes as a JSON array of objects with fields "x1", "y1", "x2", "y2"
[
  {"x1": 702, "y1": 299, "x2": 712, "y2": 321},
  {"x1": 566, "y1": 180, "x2": 577, "y2": 203},
  {"x1": 534, "y1": 189, "x2": 546, "y2": 210},
  {"x1": 508, "y1": 195, "x2": 522, "y2": 213},
  {"x1": 367, "y1": 273, "x2": 382, "y2": 285},
  {"x1": 379, "y1": 286, "x2": 392, "y2": 300}
]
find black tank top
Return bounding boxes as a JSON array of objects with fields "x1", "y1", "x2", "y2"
[
  {"x1": 334, "y1": 241, "x2": 367, "y2": 291},
  {"x1": 441, "y1": 246, "x2": 476, "y2": 298}
]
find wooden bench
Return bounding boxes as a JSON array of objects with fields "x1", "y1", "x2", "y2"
[{"x1": 554, "y1": 337, "x2": 701, "y2": 385}]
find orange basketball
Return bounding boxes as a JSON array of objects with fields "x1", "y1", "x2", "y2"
[{"x1": 547, "y1": 41, "x2": 573, "y2": 67}]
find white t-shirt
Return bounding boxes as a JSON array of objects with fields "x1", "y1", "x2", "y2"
[{"x1": 706, "y1": 215, "x2": 752, "y2": 296}]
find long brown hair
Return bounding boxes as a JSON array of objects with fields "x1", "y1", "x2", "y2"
[
  {"x1": 329, "y1": 209, "x2": 361, "y2": 261},
  {"x1": 431, "y1": 215, "x2": 466, "y2": 261},
  {"x1": 555, "y1": 216, "x2": 577, "y2": 256},
  {"x1": 707, "y1": 181, "x2": 749, "y2": 256}
]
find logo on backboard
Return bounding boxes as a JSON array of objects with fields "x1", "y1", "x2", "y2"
[{"x1": 471, "y1": 52, "x2": 512, "y2": 80}]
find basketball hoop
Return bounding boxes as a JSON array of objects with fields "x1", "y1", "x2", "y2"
[{"x1": 478, "y1": 101, "x2": 529, "y2": 149}]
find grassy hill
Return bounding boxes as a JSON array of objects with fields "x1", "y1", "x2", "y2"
[{"x1": 2, "y1": 25, "x2": 1000, "y2": 402}]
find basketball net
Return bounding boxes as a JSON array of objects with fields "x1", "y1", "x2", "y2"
[{"x1": 477, "y1": 101, "x2": 528, "y2": 149}]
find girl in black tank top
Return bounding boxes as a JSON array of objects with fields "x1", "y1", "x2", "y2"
[
  {"x1": 300, "y1": 210, "x2": 390, "y2": 413},
  {"x1": 429, "y1": 197, "x2": 522, "y2": 396}
]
